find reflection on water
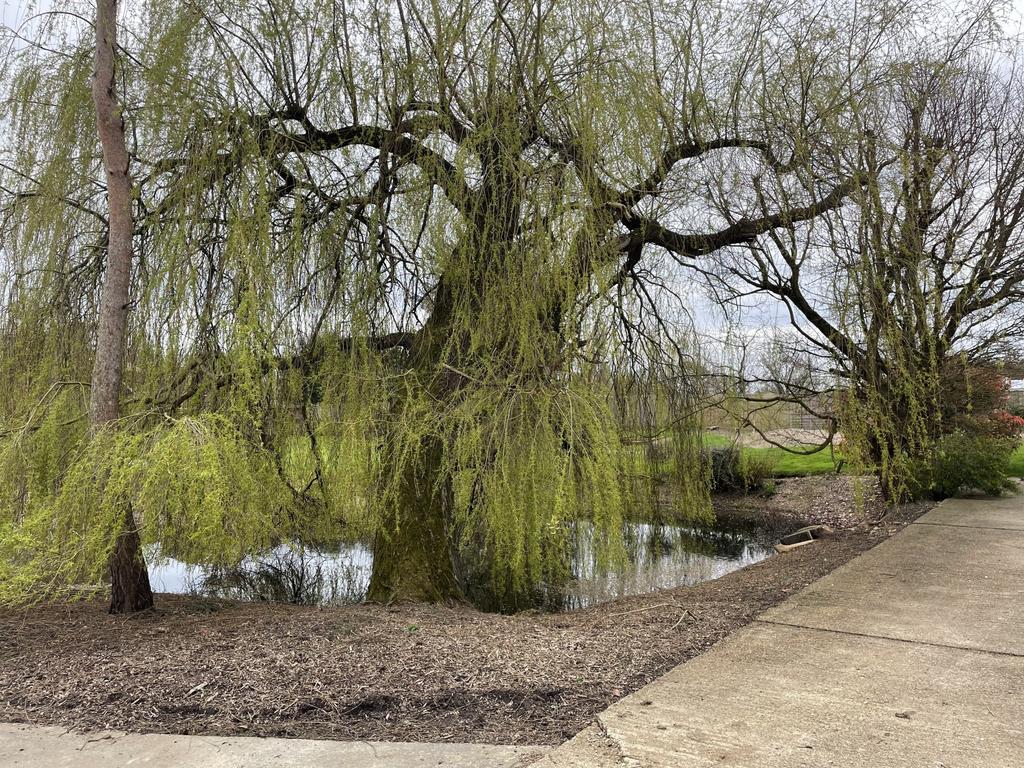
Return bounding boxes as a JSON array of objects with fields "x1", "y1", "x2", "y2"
[
  {"x1": 149, "y1": 517, "x2": 778, "y2": 612},
  {"x1": 563, "y1": 521, "x2": 776, "y2": 609},
  {"x1": 148, "y1": 543, "x2": 373, "y2": 604}
]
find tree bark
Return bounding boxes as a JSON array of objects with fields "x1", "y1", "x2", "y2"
[
  {"x1": 366, "y1": 437, "x2": 464, "y2": 603},
  {"x1": 108, "y1": 503, "x2": 155, "y2": 613},
  {"x1": 91, "y1": 0, "x2": 153, "y2": 613},
  {"x1": 366, "y1": 294, "x2": 466, "y2": 604}
]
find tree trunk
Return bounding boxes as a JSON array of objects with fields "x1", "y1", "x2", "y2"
[
  {"x1": 108, "y1": 503, "x2": 154, "y2": 613},
  {"x1": 91, "y1": 0, "x2": 153, "y2": 613},
  {"x1": 364, "y1": 149, "x2": 524, "y2": 605},
  {"x1": 366, "y1": 437, "x2": 464, "y2": 603}
]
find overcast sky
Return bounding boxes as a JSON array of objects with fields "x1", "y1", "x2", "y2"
[
  {"x1": 6, "y1": 0, "x2": 1024, "y2": 35},
  {"x1": 1, "y1": 1, "x2": 31, "y2": 34}
]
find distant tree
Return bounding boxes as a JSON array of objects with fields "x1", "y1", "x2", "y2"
[{"x1": 705, "y1": 9, "x2": 1024, "y2": 498}]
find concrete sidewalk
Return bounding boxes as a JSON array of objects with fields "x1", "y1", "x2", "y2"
[
  {"x1": 0, "y1": 724, "x2": 547, "y2": 767},
  {"x1": 535, "y1": 491, "x2": 1024, "y2": 767}
]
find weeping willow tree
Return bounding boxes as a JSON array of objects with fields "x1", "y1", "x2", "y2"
[
  {"x1": 838, "y1": 39, "x2": 1024, "y2": 500},
  {"x1": 1, "y1": 0, "x2": 876, "y2": 610},
  {"x1": 707, "y1": 4, "x2": 1024, "y2": 500}
]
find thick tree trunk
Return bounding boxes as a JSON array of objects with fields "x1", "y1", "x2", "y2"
[
  {"x1": 366, "y1": 438, "x2": 464, "y2": 603},
  {"x1": 365, "y1": 150, "x2": 524, "y2": 605},
  {"x1": 91, "y1": 0, "x2": 153, "y2": 613}
]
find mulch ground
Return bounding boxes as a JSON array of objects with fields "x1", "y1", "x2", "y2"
[{"x1": 0, "y1": 477, "x2": 931, "y2": 745}]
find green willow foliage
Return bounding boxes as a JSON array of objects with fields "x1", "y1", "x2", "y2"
[
  {"x1": 0, "y1": 0, "x2": 889, "y2": 605},
  {"x1": 0, "y1": 414, "x2": 290, "y2": 603}
]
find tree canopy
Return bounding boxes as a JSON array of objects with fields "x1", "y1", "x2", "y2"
[{"x1": 0, "y1": 0, "x2": 1011, "y2": 609}]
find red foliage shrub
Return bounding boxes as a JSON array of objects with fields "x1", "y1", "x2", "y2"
[{"x1": 988, "y1": 409, "x2": 1024, "y2": 438}]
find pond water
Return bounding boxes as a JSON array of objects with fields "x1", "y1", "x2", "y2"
[{"x1": 148, "y1": 516, "x2": 781, "y2": 612}]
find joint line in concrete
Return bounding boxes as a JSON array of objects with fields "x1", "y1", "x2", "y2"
[
  {"x1": 752, "y1": 618, "x2": 1024, "y2": 659},
  {"x1": 912, "y1": 521, "x2": 1024, "y2": 532}
]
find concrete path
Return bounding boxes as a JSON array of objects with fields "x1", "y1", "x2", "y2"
[
  {"x1": 0, "y1": 724, "x2": 546, "y2": 767},
  {"x1": 535, "y1": 492, "x2": 1024, "y2": 767}
]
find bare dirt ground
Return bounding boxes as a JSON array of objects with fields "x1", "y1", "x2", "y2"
[
  {"x1": 0, "y1": 477, "x2": 929, "y2": 746},
  {"x1": 715, "y1": 473, "x2": 885, "y2": 530}
]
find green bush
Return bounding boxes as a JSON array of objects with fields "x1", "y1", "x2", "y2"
[
  {"x1": 707, "y1": 446, "x2": 739, "y2": 491},
  {"x1": 912, "y1": 432, "x2": 1019, "y2": 500},
  {"x1": 706, "y1": 446, "x2": 775, "y2": 493}
]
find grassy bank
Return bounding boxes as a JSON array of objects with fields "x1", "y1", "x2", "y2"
[
  {"x1": 703, "y1": 434, "x2": 1024, "y2": 481},
  {"x1": 703, "y1": 432, "x2": 841, "y2": 478}
]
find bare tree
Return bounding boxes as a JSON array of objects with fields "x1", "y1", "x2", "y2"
[{"x1": 704, "y1": 19, "x2": 1024, "y2": 497}]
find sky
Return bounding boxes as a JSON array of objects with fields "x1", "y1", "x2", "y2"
[
  {"x1": 1, "y1": 1, "x2": 33, "y2": 36},
  {"x1": 6, "y1": 0, "x2": 1024, "y2": 37}
]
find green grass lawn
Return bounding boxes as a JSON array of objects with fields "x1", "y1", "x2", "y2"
[
  {"x1": 704, "y1": 434, "x2": 1024, "y2": 480},
  {"x1": 1010, "y1": 444, "x2": 1024, "y2": 478},
  {"x1": 748, "y1": 444, "x2": 842, "y2": 476},
  {"x1": 702, "y1": 431, "x2": 841, "y2": 478}
]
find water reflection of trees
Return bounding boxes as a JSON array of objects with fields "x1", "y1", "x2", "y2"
[
  {"x1": 193, "y1": 545, "x2": 369, "y2": 605},
  {"x1": 173, "y1": 519, "x2": 776, "y2": 611}
]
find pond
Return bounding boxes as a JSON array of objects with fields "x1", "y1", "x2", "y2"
[{"x1": 148, "y1": 515, "x2": 783, "y2": 612}]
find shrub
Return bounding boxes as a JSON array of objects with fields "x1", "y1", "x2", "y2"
[
  {"x1": 706, "y1": 446, "x2": 775, "y2": 493},
  {"x1": 707, "y1": 446, "x2": 740, "y2": 491},
  {"x1": 939, "y1": 365, "x2": 1012, "y2": 426},
  {"x1": 952, "y1": 410, "x2": 1024, "y2": 440},
  {"x1": 991, "y1": 410, "x2": 1024, "y2": 438},
  {"x1": 912, "y1": 432, "x2": 1019, "y2": 500}
]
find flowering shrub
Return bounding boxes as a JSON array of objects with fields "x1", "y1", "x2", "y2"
[
  {"x1": 948, "y1": 409, "x2": 1024, "y2": 440},
  {"x1": 940, "y1": 366, "x2": 1010, "y2": 423}
]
